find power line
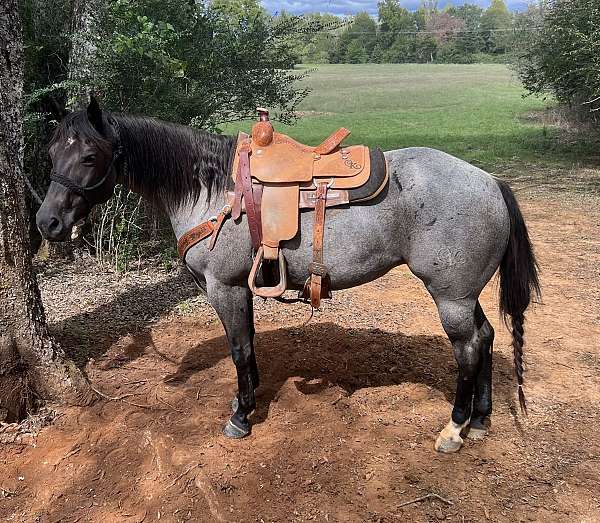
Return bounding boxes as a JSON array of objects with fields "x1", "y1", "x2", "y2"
[{"x1": 325, "y1": 27, "x2": 541, "y2": 35}]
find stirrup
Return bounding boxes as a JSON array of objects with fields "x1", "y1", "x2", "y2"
[{"x1": 248, "y1": 246, "x2": 287, "y2": 298}]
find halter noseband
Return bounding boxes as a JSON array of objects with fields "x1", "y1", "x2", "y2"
[{"x1": 49, "y1": 137, "x2": 123, "y2": 207}]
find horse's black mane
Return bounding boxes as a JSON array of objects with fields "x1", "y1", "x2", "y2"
[{"x1": 52, "y1": 110, "x2": 237, "y2": 210}]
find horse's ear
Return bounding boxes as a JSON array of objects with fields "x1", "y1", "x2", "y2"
[{"x1": 87, "y1": 94, "x2": 104, "y2": 134}]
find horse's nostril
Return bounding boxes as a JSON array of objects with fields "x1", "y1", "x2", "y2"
[
  {"x1": 48, "y1": 217, "x2": 61, "y2": 234},
  {"x1": 36, "y1": 208, "x2": 66, "y2": 240}
]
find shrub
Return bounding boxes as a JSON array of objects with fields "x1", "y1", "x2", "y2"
[{"x1": 516, "y1": 0, "x2": 600, "y2": 121}]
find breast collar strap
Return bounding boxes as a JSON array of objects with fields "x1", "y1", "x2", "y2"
[{"x1": 50, "y1": 141, "x2": 124, "y2": 207}]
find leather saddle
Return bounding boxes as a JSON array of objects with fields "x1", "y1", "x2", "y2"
[
  {"x1": 177, "y1": 108, "x2": 388, "y2": 308},
  {"x1": 230, "y1": 109, "x2": 388, "y2": 307}
]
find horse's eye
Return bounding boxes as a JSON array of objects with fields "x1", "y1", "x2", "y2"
[{"x1": 82, "y1": 154, "x2": 96, "y2": 165}]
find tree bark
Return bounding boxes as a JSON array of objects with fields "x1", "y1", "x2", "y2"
[
  {"x1": 67, "y1": 0, "x2": 101, "y2": 108},
  {"x1": 0, "y1": 0, "x2": 91, "y2": 422}
]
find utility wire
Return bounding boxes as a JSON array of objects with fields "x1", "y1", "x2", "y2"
[{"x1": 319, "y1": 27, "x2": 541, "y2": 35}]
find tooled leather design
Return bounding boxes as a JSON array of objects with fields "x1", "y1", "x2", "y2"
[
  {"x1": 231, "y1": 141, "x2": 367, "y2": 185},
  {"x1": 177, "y1": 221, "x2": 215, "y2": 259}
]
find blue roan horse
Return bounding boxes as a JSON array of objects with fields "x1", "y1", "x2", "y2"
[{"x1": 36, "y1": 99, "x2": 540, "y2": 453}]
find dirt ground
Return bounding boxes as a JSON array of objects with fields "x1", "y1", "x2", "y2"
[{"x1": 0, "y1": 179, "x2": 599, "y2": 522}]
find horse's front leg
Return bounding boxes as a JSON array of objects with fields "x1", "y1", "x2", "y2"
[{"x1": 207, "y1": 279, "x2": 257, "y2": 438}]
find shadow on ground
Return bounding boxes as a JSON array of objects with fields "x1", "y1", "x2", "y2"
[
  {"x1": 46, "y1": 265, "x2": 514, "y2": 421},
  {"x1": 166, "y1": 322, "x2": 514, "y2": 428},
  {"x1": 50, "y1": 270, "x2": 199, "y2": 366}
]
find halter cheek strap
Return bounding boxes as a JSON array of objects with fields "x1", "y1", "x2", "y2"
[
  {"x1": 50, "y1": 146, "x2": 123, "y2": 207},
  {"x1": 49, "y1": 144, "x2": 123, "y2": 207}
]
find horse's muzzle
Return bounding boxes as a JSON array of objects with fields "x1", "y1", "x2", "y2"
[{"x1": 36, "y1": 208, "x2": 69, "y2": 242}]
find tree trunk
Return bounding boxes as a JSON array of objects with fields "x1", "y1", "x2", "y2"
[
  {"x1": 36, "y1": 0, "x2": 98, "y2": 257},
  {"x1": 67, "y1": 0, "x2": 100, "y2": 108},
  {"x1": 0, "y1": 0, "x2": 91, "y2": 422}
]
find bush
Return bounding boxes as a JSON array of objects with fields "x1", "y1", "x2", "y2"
[
  {"x1": 516, "y1": 0, "x2": 600, "y2": 121},
  {"x1": 89, "y1": 0, "x2": 309, "y2": 130}
]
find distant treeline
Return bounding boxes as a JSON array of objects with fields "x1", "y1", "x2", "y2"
[{"x1": 279, "y1": 0, "x2": 529, "y2": 64}]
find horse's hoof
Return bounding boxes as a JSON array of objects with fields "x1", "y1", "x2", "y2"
[
  {"x1": 466, "y1": 427, "x2": 487, "y2": 440},
  {"x1": 223, "y1": 418, "x2": 250, "y2": 439},
  {"x1": 434, "y1": 433, "x2": 464, "y2": 453},
  {"x1": 231, "y1": 397, "x2": 239, "y2": 413},
  {"x1": 435, "y1": 419, "x2": 468, "y2": 453},
  {"x1": 466, "y1": 417, "x2": 489, "y2": 440}
]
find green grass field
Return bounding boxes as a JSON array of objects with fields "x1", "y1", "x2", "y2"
[{"x1": 223, "y1": 63, "x2": 593, "y2": 171}]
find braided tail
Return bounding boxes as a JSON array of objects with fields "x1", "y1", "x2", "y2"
[
  {"x1": 495, "y1": 179, "x2": 541, "y2": 415},
  {"x1": 512, "y1": 314, "x2": 527, "y2": 414}
]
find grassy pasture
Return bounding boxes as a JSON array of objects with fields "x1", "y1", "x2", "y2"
[{"x1": 223, "y1": 63, "x2": 591, "y2": 171}]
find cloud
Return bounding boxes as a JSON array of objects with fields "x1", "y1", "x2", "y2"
[{"x1": 262, "y1": 0, "x2": 529, "y2": 15}]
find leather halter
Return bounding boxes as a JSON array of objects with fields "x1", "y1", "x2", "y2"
[{"x1": 49, "y1": 133, "x2": 123, "y2": 207}]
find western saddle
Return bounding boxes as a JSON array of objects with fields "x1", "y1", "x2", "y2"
[{"x1": 178, "y1": 109, "x2": 388, "y2": 308}]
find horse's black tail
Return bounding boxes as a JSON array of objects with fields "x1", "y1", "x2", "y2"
[{"x1": 496, "y1": 179, "x2": 541, "y2": 415}]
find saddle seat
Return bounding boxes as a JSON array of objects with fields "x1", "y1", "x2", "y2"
[
  {"x1": 230, "y1": 131, "x2": 371, "y2": 189},
  {"x1": 228, "y1": 109, "x2": 388, "y2": 307}
]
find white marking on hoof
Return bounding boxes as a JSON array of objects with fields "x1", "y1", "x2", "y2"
[
  {"x1": 434, "y1": 419, "x2": 469, "y2": 453},
  {"x1": 466, "y1": 426, "x2": 487, "y2": 440},
  {"x1": 222, "y1": 419, "x2": 250, "y2": 439}
]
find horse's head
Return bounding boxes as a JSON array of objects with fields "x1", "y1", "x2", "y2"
[{"x1": 36, "y1": 97, "x2": 121, "y2": 241}]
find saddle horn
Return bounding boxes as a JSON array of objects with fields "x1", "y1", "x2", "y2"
[{"x1": 252, "y1": 107, "x2": 274, "y2": 147}]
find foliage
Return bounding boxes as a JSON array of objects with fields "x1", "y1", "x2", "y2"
[
  {"x1": 515, "y1": 0, "x2": 600, "y2": 120},
  {"x1": 480, "y1": 0, "x2": 513, "y2": 54},
  {"x1": 378, "y1": 0, "x2": 415, "y2": 51},
  {"x1": 211, "y1": 0, "x2": 267, "y2": 24},
  {"x1": 329, "y1": 12, "x2": 378, "y2": 64},
  {"x1": 271, "y1": 12, "x2": 346, "y2": 65},
  {"x1": 344, "y1": 39, "x2": 369, "y2": 64},
  {"x1": 447, "y1": 4, "x2": 484, "y2": 57},
  {"x1": 425, "y1": 12, "x2": 465, "y2": 63},
  {"x1": 22, "y1": 0, "x2": 73, "y2": 94},
  {"x1": 83, "y1": 0, "x2": 309, "y2": 130}
]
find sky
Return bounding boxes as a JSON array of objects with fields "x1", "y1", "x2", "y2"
[{"x1": 261, "y1": 0, "x2": 529, "y2": 15}]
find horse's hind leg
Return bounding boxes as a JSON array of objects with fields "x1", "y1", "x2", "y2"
[
  {"x1": 467, "y1": 302, "x2": 494, "y2": 440},
  {"x1": 433, "y1": 297, "x2": 487, "y2": 453}
]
